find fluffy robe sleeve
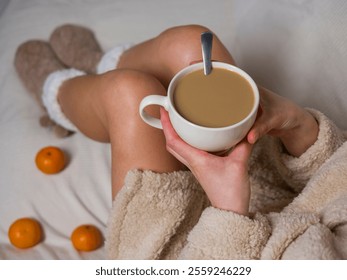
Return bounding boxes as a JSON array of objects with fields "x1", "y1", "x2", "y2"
[
  {"x1": 105, "y1": 169, "x2": 271, "y2": 260},
  {"x1": 105, "y1": 170, "x2": 210, "y2": 259},
  {"x1": 251, "y1": 109, "x2": 346, "y2": 192},
  {"x1": 255, "y1": 109, "x2": 347, "y2": 259}
]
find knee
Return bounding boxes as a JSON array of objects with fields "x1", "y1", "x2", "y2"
[
  {"x1": 157, "y1": 25, "x2": 210, "y2": 64},
  {"x1": 156, "y1": 24, "x2": 234, "y2": 66},
  {"x1": 102, "y1": 69, "x2": 165, "y2": 97},
  {"x1": 159, "y1": 24, "x2": 210, "y2": 41},
  {"x1": 98, "y1": 69, "x2": 165, "y2": 117}
]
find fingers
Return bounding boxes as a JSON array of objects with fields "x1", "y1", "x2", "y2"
[
  {"x1": 246, "y1": 87, "x2": 287, "y2": 144},
  {"x1": 189, "y1": 59, "x2": 203, "y2": 65},
  {"x1": 247, "y1": 113, "x2": 272, "y2": 144},
  {"x1": 227, "y1": 139, "x2": 254, "y2": 164},
  {"x1": 247, "y1": 86, "x2": 276, "y2": 143},
  {"x1": 161, "y1": 108, "x2": 254, "y2": 171},
  {"x1": 160, "y1": 108, "x2": 207, "y2": 167}
]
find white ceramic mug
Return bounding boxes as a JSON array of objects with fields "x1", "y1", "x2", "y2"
[{"x1": 139, "y1": 62, "x2": 259, "y2": 152}]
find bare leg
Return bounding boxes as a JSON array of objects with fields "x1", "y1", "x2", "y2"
[
  {"x1": 59, "y1": 70, "x2": 184, "y2": 198},
  {"x1": 57, "y1": 25, "x2": 235, "y2": 199},
  {"x1": 117, "y1": 25, "x2": 234, "y2": 86},
  {"x1": 117, "y1": 25, "x2": 235, "y2": 87}
]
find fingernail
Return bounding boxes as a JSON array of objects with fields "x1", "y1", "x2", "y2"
[{"x1": 248, "y1": 132, "x2": 258, "y2": 144}]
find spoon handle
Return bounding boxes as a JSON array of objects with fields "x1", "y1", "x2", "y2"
[{"x1": 201, "y1": 31, "x2": 213, "y2": 75}]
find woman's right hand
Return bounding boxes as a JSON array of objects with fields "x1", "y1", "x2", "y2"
[{"x1": 161, "y1": 108, "x2": 253, "y2": 216}]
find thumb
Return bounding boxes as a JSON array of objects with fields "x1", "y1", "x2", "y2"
[{"x1": 227, "y1": 140, "x2": 254, "y2": 164}]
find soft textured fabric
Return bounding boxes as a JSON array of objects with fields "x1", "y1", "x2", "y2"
[
  {"x1": 96, "y1": 43, "x2": 134, "y2": 74},
  {"x1": 41, "y1": 43, "x2": 133, "y2": 132},
  {"x1": 106, "y1": 109, "x2": 347, "y2": 259},
  {"x1": 42, "y1": 68, "x2": 84, "y2": 131}
]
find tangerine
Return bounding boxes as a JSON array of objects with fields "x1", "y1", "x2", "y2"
[
  {"x1": 8, "y1": 218, "x2": 43, "y2": 249},
  {"x1": 71, "y1": 224, "x2": 103, "y2": 251},
  {"x1": 35, "y1": 146, "x2": 65, "y2": 174}
]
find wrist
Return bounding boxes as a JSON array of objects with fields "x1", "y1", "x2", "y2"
[
  {"x1": 280, "y1": 110, "x2": 319, "y2": 157},
  {"x1": 209, "y1": 182, "x2": 251, "y2": 217},
  {"x1": 212, "y1": 201, "x2": 250, "y2": 216}
]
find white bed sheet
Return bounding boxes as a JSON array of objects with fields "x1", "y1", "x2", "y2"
[
  {"x1": 1, "y1": 0, "x2": 347, "y2": 260},
  {"x1": 0, "y1": 0, "x2": 234, "y2": 260}
]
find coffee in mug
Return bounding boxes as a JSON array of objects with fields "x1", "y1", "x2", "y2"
[
  {"x1": 139, "y1": 62, "x2": 259, "y2": 152},
  {"x1": 173, "y1": 68, "x2": 254, "y2": 128}
]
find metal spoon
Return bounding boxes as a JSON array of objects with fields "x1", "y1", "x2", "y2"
[{"x1": 201, "y1": 31, "x2": 213, "y2": 75}]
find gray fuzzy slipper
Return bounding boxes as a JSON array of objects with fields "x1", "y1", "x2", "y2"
[
  {"x1": 14, "y1": 40, "x2": 71, "y2": 137},
  {"x1": 50, "y1": 24, "x2": 103, "y2": 74}
]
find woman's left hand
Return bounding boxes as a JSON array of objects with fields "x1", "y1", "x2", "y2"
[
  {"x1": 247, "y1": 86, "x2": 319, "y2": 157},
  {"x1": 160, "y1": 108, "x2": 253, "y2": 216}
]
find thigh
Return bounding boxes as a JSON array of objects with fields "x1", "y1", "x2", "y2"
[{"x1": 102, "y1": 70, "x2": 187, "y2": 197}]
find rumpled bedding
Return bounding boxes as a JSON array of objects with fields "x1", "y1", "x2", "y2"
[{"x1": 0, "y1": 0, "x2": 234, "y2": 259}]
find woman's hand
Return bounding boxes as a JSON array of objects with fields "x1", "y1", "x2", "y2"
[
  {"x1": 247, "y1": 86, "x2": 319, "y2": 157},
  {"x1": 161, "y1": 108, "x2": 253, "y2": 216}
]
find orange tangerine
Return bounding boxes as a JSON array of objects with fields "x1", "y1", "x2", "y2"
[
  {"x1": 8, "y1": 218, "x2": 43, "y2": 249},
  {"x1": 35, "y1": 146, "x2": 65, "y2": 174},
  {"x1": 71, "y1": 224, "x2": 103, "y2": 251}
]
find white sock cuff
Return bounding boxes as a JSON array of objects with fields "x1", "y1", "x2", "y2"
[
  {"x1": 42, "y1": 68, "x2": 85, "y2": 132},
  {"x1": 96, "y1": 43, "x2": 134, "y2": 74}
]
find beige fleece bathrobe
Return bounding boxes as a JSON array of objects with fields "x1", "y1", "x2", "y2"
[{"x1": 106, "y1": 109, "x2": 347, "y2": 259}]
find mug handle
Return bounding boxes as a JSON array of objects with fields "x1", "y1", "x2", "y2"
[{"x1": 139, "y1": 95, "x2": 169, "y2": 129}]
